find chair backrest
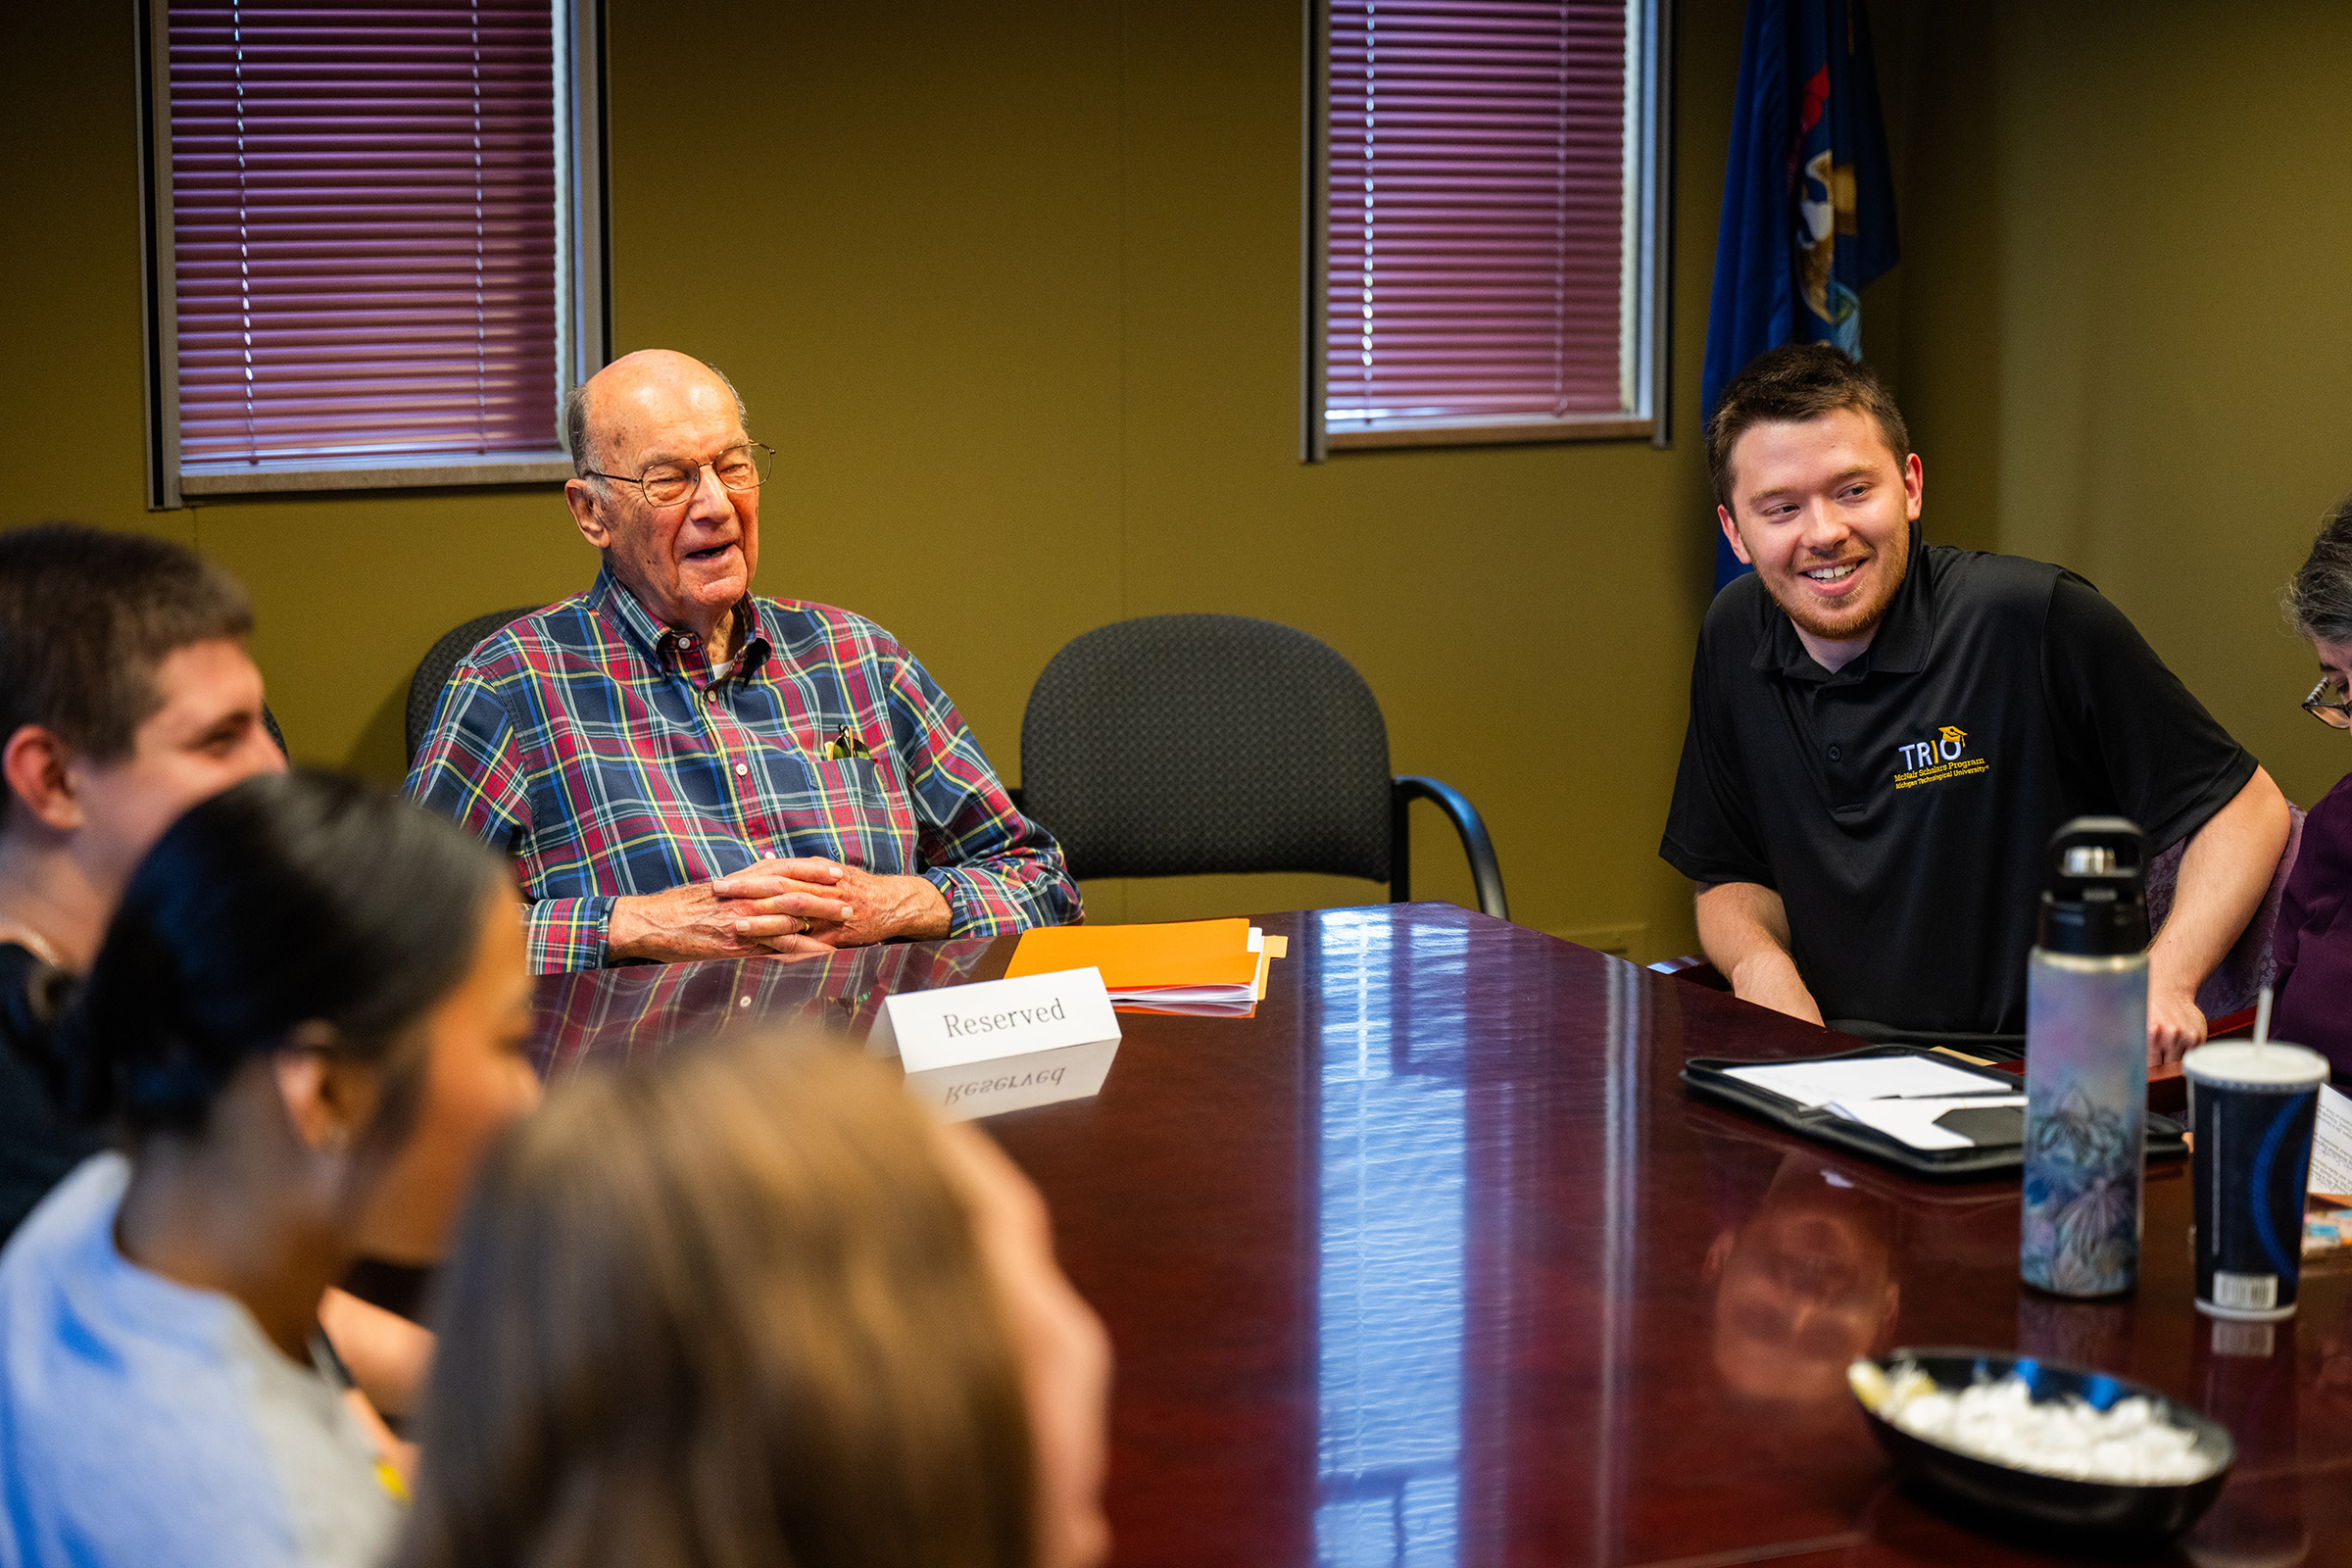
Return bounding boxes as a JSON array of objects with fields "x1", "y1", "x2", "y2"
[
  {"x1": 405, "y1": 607, "x2": 540, "y2": 766},
  {"x1": 2146, "y1": 800, "x2": 2307, "y2": 1019},
  {"x1": 1018, "y1": 613, "x2": 1392, "y2": 883}
]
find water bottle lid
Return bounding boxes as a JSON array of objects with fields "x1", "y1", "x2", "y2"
[{"x1": 2037, "y1": 815, "x2": 2148, "y2": 956}]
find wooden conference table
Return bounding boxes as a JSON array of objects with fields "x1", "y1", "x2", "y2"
[{"x1": 531, "y1": 904, "x2": 2352, "y2": 1568}]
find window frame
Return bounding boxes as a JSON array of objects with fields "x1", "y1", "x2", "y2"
[
  {"x1": 1302, "y1": 0, "x2": 1674, "y2": 461},
  {"x1": 135, "y1": 0, "x2": 611, "y2": 508}
]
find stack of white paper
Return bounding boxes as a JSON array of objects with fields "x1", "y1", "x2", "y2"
[{"x1": 2311, "y1": 1083, "x2": 2352, "y2": 1198}]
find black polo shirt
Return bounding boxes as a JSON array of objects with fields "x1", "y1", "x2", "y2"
[{"x1": 1660, "y1": 523, "x2": 2256, "y2": 1035}]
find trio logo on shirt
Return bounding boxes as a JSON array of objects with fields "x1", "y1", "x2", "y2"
[{"x1": 1893, "y1": 724, "x2": 1989, "y2": 791}]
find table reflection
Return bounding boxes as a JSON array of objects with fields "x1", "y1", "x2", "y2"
[
  {"x1": 2184, "y1": 1313, "x2": 2313, "y2": 1567},
  {"x1": 1314, "y1": 910, "x2": 1469, "y2": 1568},
  {"x1": 528, "y1": 938, "x2": 1000, "y2": 1077},
  {"x1": 1703, "y1": 1151, "x2": 1901, "y2": 1406}
]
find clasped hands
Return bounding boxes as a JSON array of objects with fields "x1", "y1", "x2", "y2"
[{"x1": 606, "y1": 857, "x2": 953, "y2": 963}]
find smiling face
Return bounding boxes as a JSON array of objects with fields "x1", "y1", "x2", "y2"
[
  {"x1": 1718, "y1": 406, "x2": 1923, "y2": 665},
  {"x1": 564, "y1": 351, "x2": 761, "y2": 639},
  {"x1": 68, "y1": 637, "x2": 286, "y2": 900}
]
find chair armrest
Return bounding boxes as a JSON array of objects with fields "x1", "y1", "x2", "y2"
[
  {"x1": 2205, "y1": 1006, "x2": 2259, "y2": 1040},
  {"x1": 1647, "y1": 955, "x2": 1732, "y2": 991},
  {"x1": 1391, "y1": 775, "x2": 1509, "y2": 921}
]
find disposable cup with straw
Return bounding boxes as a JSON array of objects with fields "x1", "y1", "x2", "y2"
[{"x1": 2182, "y1": 988, "x2": 2329, "y2": 1320}]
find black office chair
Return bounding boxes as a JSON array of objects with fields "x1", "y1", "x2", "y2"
[
  {"x1": 405, "y1": 607, "x2": 540, "y2": 765},
  {"x1": 1016, "y1": 613, "x2": 1508, "y2": 919}
]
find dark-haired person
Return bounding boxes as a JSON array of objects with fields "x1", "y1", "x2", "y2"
[
  {"x1": 396, "y1": 1037, "x2": 1108, "y2": 1568},
  {"x1": 0, "y1": 522, "x2": 285, "y2": 1243},
  {"x1": 0, "y1": 771, "x2": 541, "y2": 1568},
  {"x1": 405, "y1": 349, "x2": 1080, "y2": 975},
  {"x1": 2269, "y1": 499, "x2": 2352, "y2": 1075},
  {"x1": 1661, "y1": 344, "x2": 2289, "y2": 1066},
  {"x1": 0, "y1": 524, "x2": 428, "y2": 1421}
]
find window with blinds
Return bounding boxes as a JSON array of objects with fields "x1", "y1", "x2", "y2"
[
  {"x1": 140, "y1": 0, "x2": 604, "y2": 502},
  {"x1": 1310, "y1": 0, "x2": 1666, "y2": 454}
]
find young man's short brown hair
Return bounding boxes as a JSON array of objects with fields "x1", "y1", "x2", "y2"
[
  {"x1": 0, "y1": 522, "x2": 253, "y2": 768},
  {"x1": 1705, "y1": 344, "x2": 1913, "y2": 509}
]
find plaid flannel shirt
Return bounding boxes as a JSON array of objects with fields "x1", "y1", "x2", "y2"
[{"x1": 404, "y1": 567, "x2": 1080, "y2": 973}]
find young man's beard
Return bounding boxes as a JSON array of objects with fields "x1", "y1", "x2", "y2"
[{"x1": 1763, "y1": 527, "x2": 1910, "y2": 645}]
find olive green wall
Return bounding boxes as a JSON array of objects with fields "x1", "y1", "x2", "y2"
[
  {"x1": 20, "y1": 0, "x2": 2340, "y2": 958},
  {"x1": 1877, "y1": 0, "x2": 2352, "y2": 815},
  {"x1": 1, "y1": 0, "x2": 1754, "y2": 959}
]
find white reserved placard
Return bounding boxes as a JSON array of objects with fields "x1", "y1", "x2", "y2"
[{"x1": 867, "y1": 968, "x2": 1122, "y2": 1122}]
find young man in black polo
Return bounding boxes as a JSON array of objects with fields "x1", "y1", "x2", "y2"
[{"x1": 1660, "y1": 346, "x2": 2290, "y2": 1067}]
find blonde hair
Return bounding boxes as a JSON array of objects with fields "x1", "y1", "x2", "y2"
[{"x1": 396, "y1": 1036, "x2": 1032, "y2": 1568}]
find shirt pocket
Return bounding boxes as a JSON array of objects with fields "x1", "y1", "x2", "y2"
[
  {"x1": 804, "y1": 753, "x2": 882, "y2": 799},
  {"x1": 762, "y1": 749, "x2": 906, "y2": 864}
]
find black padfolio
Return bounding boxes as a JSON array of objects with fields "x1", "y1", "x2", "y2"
[{"x1": 1681, "y1": 1043, "x2": 2189, "y2": 1181}]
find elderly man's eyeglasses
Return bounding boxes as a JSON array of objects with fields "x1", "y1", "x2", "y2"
[
  {"x1": 583, "y1": 442, "x2": 773, "y2": 508},
  {"x1": 2305, "y1": 674, "x2": 2352, "y2": 729}
]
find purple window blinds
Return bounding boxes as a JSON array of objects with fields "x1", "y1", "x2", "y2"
[
  {"x1": 168, "y1": 2, "x2": 561, "y2": 470},
  {"x1": 1325, "y1": 0, "x2": 1630, "y2": 431}
]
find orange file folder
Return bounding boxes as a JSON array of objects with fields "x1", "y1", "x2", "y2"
[{"x1": 1005, "y1": 918, "x2": 1260, "y2": 992}]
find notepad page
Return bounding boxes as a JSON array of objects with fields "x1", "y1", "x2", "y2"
[
  {"x1": 1722, "y1": 1055, "x2": 2012, "y2": 1109},
  {"x1": 1823, "y1": 1095, "x2": 2027, "y2": 1151}
]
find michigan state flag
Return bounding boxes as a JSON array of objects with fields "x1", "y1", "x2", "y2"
[{"x1": 1702, "y1": 0, "x2": 1900, "y2": 588}]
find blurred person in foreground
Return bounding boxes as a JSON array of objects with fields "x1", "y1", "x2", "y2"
[
  {"x1": 2270, "y1": 497, "x2": 2352, "y2": 1075},
  {"x1": 0, "y1": 772, "x2": 541, "y2": 1568},
  {"x1": 396, "y1": 1037, "x2": 1110, "y2": 1568},
  {"x1": 0, "y1": 522, "x2": 284, "y2": 1241},
  {"x1": 1662, "y1": 345, "x2": 2290, "y2": 1066},
  {"x1": 406, "y1": 349, "x2": 1080, "y2": 975},
  {"x1": 0, "y1": 523, "x2": 421, "y2": 1414}
]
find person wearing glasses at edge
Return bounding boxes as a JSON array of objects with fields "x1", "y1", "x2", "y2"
[
  {"x1": 405, "y1": 350, "x2": 1081, "y2": 974},
  {"x1": 2266, "y1": 497, "x2": 2352, "y2": 1077},
  {"x1": 1661, "y1": 344, "x2": 2291, "y2": 1069}
]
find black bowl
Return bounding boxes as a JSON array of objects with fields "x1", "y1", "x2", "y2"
[{"x1": 1855, "y1": 1348, "x2": 2235, "y2": 1541}]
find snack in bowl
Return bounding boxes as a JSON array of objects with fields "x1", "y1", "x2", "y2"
[
  {"x1": 1850, "y1": 1359, "x2": 2219, "y2": 1485},
  {"x1": 1847, "y1": 1348, "x2": 2234, "y2": 1539}
]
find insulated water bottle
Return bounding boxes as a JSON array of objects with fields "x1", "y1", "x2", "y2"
[{"x1": 2020, "y1": 816, "x2": 2149, "y2": 1298}]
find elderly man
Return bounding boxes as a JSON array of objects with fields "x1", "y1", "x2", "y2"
[{"x1": 407, "y1": 350, "x2": 1080, "y2": 974}]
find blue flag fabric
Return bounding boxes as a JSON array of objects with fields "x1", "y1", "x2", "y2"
[{"x1": 1701, "y1": 0, "x2": 1900, "y2": 588}]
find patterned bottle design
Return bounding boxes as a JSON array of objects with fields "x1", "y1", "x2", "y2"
[{"x1": 2021, "y1": 953, "x2": 2148, "y2": 1297}]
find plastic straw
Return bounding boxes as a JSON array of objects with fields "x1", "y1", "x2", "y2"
[{"x1": 2254, "y1": 985, "x2": 2275, "y2": 1051}]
